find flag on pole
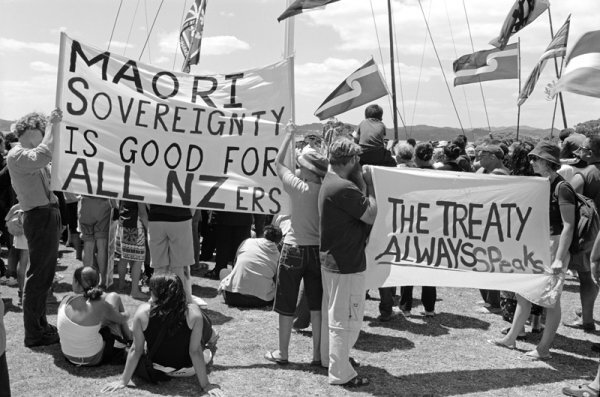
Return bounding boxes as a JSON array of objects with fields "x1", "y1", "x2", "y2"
[
  {"x1": 180, "y1": 0, "x2": 207, "y2": 73},
  {"x1": 314, "y1": 59, "x2": 388, "y2": 121},
  {"x1": 490, "y1": 0, "x2": 550, "y2": 50},
  {"x1": 518, "y1": 15, "x2": 570, "y2": 106},
  {"x1": 453, "y1": 43, "x2": 519, "y2": 86},
  {"x1": 550, "y1": 30, "x2": 600, "y2": 99},
  {"x1": 278, "y1": 0, "x2": 340, "y2": 22}
]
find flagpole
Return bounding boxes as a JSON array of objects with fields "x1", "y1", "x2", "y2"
[
  {"x1": 550, "y1": 55, "x2": 566, "y2": 138},
  {"x1": 548, "y1": 9, "x2": 567, "y2": 129},
  {"x1": 517, "y1": 37, "x2": 521, "y2": 141},
  {"x1": 283, "y1": 0, "x2": 296, "y2": 122},
  {"x1": 387, "y1": 0, "x2": 399, "y2": 141}
]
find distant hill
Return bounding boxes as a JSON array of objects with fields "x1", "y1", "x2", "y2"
[
  {"x1": 0, "y1": 117, "x2": 557, "y2": 142},
  {"x1": 0, "y1": 119, "x2": 13, "y2": 132},
  {"x1": 296, "y1": 121, "x2": 557, "y2": 142}
]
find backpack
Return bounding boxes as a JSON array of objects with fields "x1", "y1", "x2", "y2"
[{"x1": 555, "y1": 181, "x2": 600, "y2": 254}]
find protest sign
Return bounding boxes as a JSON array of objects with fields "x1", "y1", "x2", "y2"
[
  {"x1": 51, "y1": 32, "x2": 291, "y2": 214},
  {"x1": 365, "y1": 167, "x2": 559, "y2": 307}
]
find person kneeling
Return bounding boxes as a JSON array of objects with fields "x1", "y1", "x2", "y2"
[
  {"x1": 218, "y1": 225, "x2": 282, "y2": 308},
  {"x1": 102, "y1": 273, "x2": 223, "y2": 396},
  {"x1": 58, "y1": 266, "x2": 132, "y2": 366}
]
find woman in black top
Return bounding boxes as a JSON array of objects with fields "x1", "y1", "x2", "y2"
[{"x1": 102, "y1": 273, "x2": 222, "y2": 396}]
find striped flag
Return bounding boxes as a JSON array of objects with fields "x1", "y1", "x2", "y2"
[
  {"x1": 278, "y1": 0, "x2": 340, "y2": 22},
  {"x1": 490, "y1": 0, "x2": 550, "y2": 50},
  {"x1": 180, "y1": 0, "x2": 207, "y2": 73},
  {"x1": 551, "y1": 30, "x2": 600, "y2": 99},
  {"x1": 314, "y1": 59, "x2": 388, "y2": 121},
  {"x1": 453, "y1": 43, "x2": 519, "y2": 86},
  {"x1": 518, "y1": 15, "x2": 570, "y2": 106}
]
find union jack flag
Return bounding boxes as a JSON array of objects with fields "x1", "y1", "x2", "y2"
[
  {"x1": 180, "y1": 0, "x2": 207, "y2": 73},
  {"x1": 518, "y1": 15, "x2": 570, "y2": 106}
]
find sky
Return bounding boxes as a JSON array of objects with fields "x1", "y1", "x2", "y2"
[{"x1": 1, "y1": 0, "x2": 599, "y2": 132}]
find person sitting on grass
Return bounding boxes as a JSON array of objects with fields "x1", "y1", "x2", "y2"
[
  {"x1": 57, "y1": 266, "x2": 132, "y2": 366},
  {"x1": 218, "y1": 225, "x2": 282, "y2": 308},
  {"x1": 101, "y1": 273, "x2": 223, "y2": 396}
]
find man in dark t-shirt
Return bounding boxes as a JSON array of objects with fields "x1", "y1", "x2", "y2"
[{"x1": 319, "y1": 139, "x2": 376, "y2": 387}]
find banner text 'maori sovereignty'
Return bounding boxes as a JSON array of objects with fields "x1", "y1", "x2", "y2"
[{"x1": 52, "y1": 32, "x2": 291, "y2": 214}]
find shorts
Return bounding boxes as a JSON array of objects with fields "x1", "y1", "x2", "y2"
[
  {"x1": 115, "y1": 218, "x2": 146, "y2": 262},
  {"x1": 148, "y1": 219, "x2": 194, "y2": 269},
  {"x1": 79, "y1": 197, "x2": 112, "y2": 241},
  {"x1": 274, "y1": 244, "x2": 322, "y2": 316}
]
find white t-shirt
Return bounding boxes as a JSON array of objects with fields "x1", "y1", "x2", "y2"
[{"x1": 219, "y1": 238, "x2": 279, "y2": 302}]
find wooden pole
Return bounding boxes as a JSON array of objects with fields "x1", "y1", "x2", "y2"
[
  {"x1": 387, "y1": 0, "x2": 399, "y2": 141},
  {"x1": 517, "y1": 38, "x2": 521, "y2": 141},
  {"x1": 284, "y1": 0, "x2": 295, "y2": 121},
  {"x1": 548, "y1": 10, "x2": 567, "y2": 129}
]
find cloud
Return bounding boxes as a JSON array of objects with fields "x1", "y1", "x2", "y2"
[
  {"x1": 106, "y1": 41, "x2": 134, "y2": 50},
  {"x1": 29, "y1": 61, "x2": 57, "y2": 73},
  {"x1": 0, "y1": 76, "x2": 56, "y2": 119},
  {"x1": 0, "y1": 38, "x2": 59, "y2": 54},
  {"x1": 50, "y1": 27, "x2": 67, "y2": 35},
  {"x1": 158, "y1": 31, "x2": 250, "y2": 56}
]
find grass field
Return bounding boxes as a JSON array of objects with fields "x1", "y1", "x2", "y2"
[{"x1": 2, "y1": 243, "x2": 599, "y2": 397}]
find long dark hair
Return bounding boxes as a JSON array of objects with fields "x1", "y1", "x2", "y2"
[
  {"x1": 148, "y1": 273, "x2": 187, "y2": 331},
  {"x1": 509, "y1": 142, "x2": 535, "y2": 176},
  {"x1": 73, "y1": 266, "x2": 103, "y2": 301}
]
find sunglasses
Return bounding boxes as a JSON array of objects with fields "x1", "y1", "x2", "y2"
[{"x1": 578, "y1": 146, "x2": 592, "y2": 152}]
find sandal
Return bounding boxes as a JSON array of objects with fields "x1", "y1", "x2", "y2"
[
  {"x1": 342, "y1": 376, "x2": 370, "y2": 388},
  {"x1": 264, "y1": 350, "x2": 289, "y2": 365},
  {"x1": 562, "y1": 384, "x2": 599, "y2": 397}
]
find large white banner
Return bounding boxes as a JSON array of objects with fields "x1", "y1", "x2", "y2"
[
  {"x1": 365, "y1": 167, "x2": 560, "y2": 307},
  {"x1": 51, "y1": 33, "x2": 291, "y2": 214}
]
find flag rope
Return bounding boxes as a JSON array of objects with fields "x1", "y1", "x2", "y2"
[
  {"x1": 107, "y1": 0, "x2": 124, "y2": 52},
  {"x1": 445, "y1": 0, "x2": 472, "y2": 130},
  {"x1": 122, "y1": 0, "x2": 140, "y2": 56},
  {"x1": 462, "y1": 0, "x2": 491, "y2": 136},
  {"x1": 138, "y1": 0, "x2": 166, "y2": 62},
  {"x1": 410, "y1": 0, "x2": 432, "y2": 137},
  {"x1": 417, "y1": 0, "x2": 464, "y2": 134}
]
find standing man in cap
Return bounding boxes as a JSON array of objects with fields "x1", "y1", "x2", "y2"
[
  {"x1": 265, "y1": 122, "x2": 328, "y2": 366},
  {"x1": 319, "y1": 138, "x2": 376, "y2": 387},
  {"x1": 7, "y1": 109, "x2": 62, "y2": 347},
  {"x1": 475, "y1": 143, "x2": 509, "y2": 314},
  {"x1": 563, "y1": 135, "x2": 600, "y2": 331}
]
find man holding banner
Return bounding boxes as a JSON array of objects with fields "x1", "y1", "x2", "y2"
[
  {"x1": 7, "y1": 109, "x2": 63, "y2": 347},
  {"x1": 319, "y1": 139, "x2": 376, "y2": 387}
]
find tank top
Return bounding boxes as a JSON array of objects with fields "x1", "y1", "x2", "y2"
[
  {"x1": 143, "y1": 309, "x2": 213, "y2": 369},
  {"x1": 57, "y1": 295, "x2": 103, "y2": 358}
]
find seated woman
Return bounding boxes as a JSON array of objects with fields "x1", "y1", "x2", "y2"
[
  {"x1": 57, "y1": 266, "x2": 132, "y2": 366},
  {"x1": 218, "y1": 225, "x2": 282, "y2": 308},
  {"x1": 102, "y1": 273, "x2": 222, "y2": 396}
]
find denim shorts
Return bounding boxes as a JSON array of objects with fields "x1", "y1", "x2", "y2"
[{"x1": 274, "y1": 244, "x2": 322, "y2": 316}]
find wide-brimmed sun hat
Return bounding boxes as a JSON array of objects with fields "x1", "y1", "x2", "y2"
[{"x1": 529, "y1": 141, "x2": 560, "y2": 164}]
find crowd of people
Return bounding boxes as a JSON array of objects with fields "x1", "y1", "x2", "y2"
[{"x1": 0, "y1": 103, "x2": 599, "y2": 396}]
